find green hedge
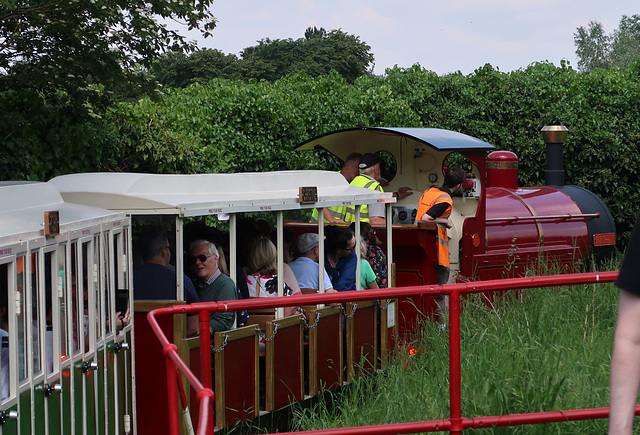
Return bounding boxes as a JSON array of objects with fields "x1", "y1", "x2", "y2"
[{"x1": 2, "y1": 62, "x2": 639, "y2": 243}]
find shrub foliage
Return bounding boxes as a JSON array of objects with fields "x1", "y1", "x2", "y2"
[{"x1": 2, "y1": 62, "x2": 640, "y2": 241}]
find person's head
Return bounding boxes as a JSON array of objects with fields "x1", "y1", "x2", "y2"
[
  {"x1": 189, "y1": 239, "x2": 220, "y2": 281},
  {"x1": 342, "y1": 152, "x2": 362, "y2": 183},
  {"x1": 350, "y1": 221, "x2": 380, "y2": 246},
  {"x1": 296, "y1": 233, "x2": 321, "y2": 261},
  {"x1": 325, "y1": 226, "x2": 356, "y2": 259},
  {"x1": 358, "y1": 153, "x2": 381, "y2": 179},
  {"x1": 247, "y1": 237, "x2": 277, "y2": 275},
  {"x1": 443, "y1": 166, "x2": 467, "y2": 194},
  {"x1": 138, "y1": 226, "x2": 171, "y2": 266}
]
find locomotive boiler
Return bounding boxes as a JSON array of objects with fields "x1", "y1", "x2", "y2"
[{"x1": 296, "y1": 126, "x2": 616, "y2": 334}]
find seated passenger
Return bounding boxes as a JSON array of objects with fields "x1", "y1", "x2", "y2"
[
  {"x1": 134, "y1": 227, "x2": 199, "y2": 336},
  {"x1": 358, "y1": 235, "x2": 379, "y2": 290},
  {"x1": 324, "y1": 226, "x2": 357, "y2": 292},
  {"x1": 190, "y1": 240, "x2": 237, "y2": 334},
  {"x1": 245, "y1": 237, "x2": 302, "y2": 317},
  {"x1": 288, "y1": 233, "x2": 335, "y2": 294},
  {"x1": 351, "y1": 222, "x2": 388, "y2": 288}
]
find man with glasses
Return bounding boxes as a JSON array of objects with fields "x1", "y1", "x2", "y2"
[
  {"x1": 189, "y1": 239, "x2": 237, "y2": 333},
  {"x1": 134, "y1": 227, "x2": 199, "y2": 336}
]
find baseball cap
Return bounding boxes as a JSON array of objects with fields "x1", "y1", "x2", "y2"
[
  {"x1": 296, "y1": 233, "x2": 320, "y2": 253},
  {"x1": 358, "y1": 153, "x2": 381, "y2": 170}
]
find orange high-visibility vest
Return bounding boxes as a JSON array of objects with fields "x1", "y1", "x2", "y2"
[{"x1": 416, "y1": 187, "x2": 453, "y2": 267}]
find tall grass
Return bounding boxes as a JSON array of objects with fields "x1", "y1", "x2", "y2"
[{"x1": 293, "y1": 264, "x2": 624, "y2": 433}]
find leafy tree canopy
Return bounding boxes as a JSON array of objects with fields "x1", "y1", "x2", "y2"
[
  {"x1": 0, "y1": 0, "x2": 217, "y2": 105},
  {"x1": 575, "y1": 14, "x2": 640, "y2": 72},
  {"x1": 152, "y1": 27, "x2": 375, "y2": 87}
]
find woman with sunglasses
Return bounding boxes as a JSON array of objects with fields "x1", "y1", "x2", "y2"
[{"x1": 324, "y1": 226, "x2": 357, "y2": 292}]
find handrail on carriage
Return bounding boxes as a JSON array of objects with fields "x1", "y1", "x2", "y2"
[{"x1": 147, "y1": 271, "x2": 619, "y2": 435}]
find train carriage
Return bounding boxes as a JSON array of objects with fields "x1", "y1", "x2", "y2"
[
  {"x1": 0, "y1": 181, "x2": 133, "y2": 435},
  {"x1": 49, "y1": 170, "x2": 396, "y2": 432}
]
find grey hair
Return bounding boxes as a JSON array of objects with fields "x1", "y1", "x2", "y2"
[{"x1": 189, "y1": 239, "x2": 219, "y2": 264}]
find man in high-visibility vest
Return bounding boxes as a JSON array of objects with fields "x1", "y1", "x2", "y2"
[
  {"x1": 311, "y1": 152, "x2": 361, "y2": 224},
  {"x1": 346, "y1": 153, "x2": 386, "y2": 225},
  {"x1": 415, "y1": 167, "x2": 466, "y2": 324}
]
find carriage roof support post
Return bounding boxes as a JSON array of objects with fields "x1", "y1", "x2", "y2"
[
  {"x1": 317, "y1": 214, "x2": 325, "y2": 306},
  {"x1": 276, "y1": 211, "x2": 284, "y2": 318},
  {"x1": 355, "y1": 206, "x2": 361, "y2": 291},
  {"x1": 229, "y1": 213, "x2": 237, "y2": 327},
  {"x1": 175, "y1": 216, "x2": 184, "y2": 302},
  {"x1": 386, "y1": 203, "x2": 392, "y2": 283}
]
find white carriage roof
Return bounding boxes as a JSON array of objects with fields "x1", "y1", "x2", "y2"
[
  {"x1": 0, "y1": 182, "x2": 126, "y2": 242},
  {"x1": 48, "y1": 171, "x2": 395, "y2": 217}
]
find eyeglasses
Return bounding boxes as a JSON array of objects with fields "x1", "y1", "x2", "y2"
[
  {"x1": 342, "y1": 245, "x2": 356, "y2": 252},
  {"x1": 189, "y1": 254, "x2": 213, "y2": 264}
]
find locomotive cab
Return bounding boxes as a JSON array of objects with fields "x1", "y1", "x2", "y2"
[{"x1": 296, "y1": 127, "x2": 492, "y2": 287}]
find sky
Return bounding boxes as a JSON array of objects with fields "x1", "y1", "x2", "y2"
[{"x1": 169, "y1": 0, "x2": 639, "y2": 76}]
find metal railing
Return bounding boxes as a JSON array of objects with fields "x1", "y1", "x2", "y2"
[{"x1": 147, "y1": 271, "x2": 622, "y2": 435}]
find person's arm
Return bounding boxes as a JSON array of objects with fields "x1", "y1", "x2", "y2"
[
  {"x1": 323, "y1": 207, "x2": 345, "y2": 224},
  {"x1": 186, "y1": 315, "x2": 199, "y2": 337},
  {"x1": 396, "y1": 187, "x2": 413, "y2": 200},
  {"x1": 609, "y1": 289, "x2": 640, "y2": 434},
  {"x1": 282, "y1": 263, "x2": 302, "y2": 317},
  {"x1": 419, "y1": 213, "x2": 452, "y2": 229}
]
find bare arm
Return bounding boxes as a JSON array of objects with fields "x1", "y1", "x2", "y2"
[
  {"x1": 369, "y1": 216, "x2": 386, "y2": 226},
  {"x1": 186, "y1": 314, "x2": 199, "y2": 337},
  {"x1": 418, "y1": 213, "x2": 452, "y2": 229},
  {"x1": 323, "y1": 208, "x2": 345, "y2": 224},
  {"x1": 609, "y1": 289, "x2": 640, "y2": 434}
]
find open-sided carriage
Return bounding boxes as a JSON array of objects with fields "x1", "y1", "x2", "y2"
[
  {"x1": 0, "y1": 181, "x2": 133, "y2": 434},
  {"x1": 49, "y1": 170, "x2": 397, "y2": 431}
]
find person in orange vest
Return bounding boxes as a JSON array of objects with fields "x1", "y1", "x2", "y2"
[{"x1": 415, "y1": 167, "x2": 466, "y2": 323}]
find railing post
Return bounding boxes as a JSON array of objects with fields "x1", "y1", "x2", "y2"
[
  {"x1": 164, "y1": 344, "x2": 180, "y2": 435},
  {"x1": 198, "y1": 308, "x2": 214, "y2": 433},
  {"x1": 199, "y1": 309, "x2": 213, "y2": 390},
  {"x1": 449, "y1": 288, "x2": 463, "y2": 434}
]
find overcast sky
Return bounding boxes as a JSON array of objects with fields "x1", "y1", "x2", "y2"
[{"x1": 170, "y1": 1, "x2": 638, "y2": 76}]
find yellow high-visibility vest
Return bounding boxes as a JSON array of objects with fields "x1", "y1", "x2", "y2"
[{"x1": 345, "y1": 175, "x2": 383, "y2": 223}]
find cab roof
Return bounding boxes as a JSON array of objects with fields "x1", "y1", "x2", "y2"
[{"x1": 296, "y1": 127, "x2": 494, "y2": 155}]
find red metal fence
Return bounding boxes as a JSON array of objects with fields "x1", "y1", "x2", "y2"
[{"x1": 147, "y1": 271, "x2": 622, "y2": 435}]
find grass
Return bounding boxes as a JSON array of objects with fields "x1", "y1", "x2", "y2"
[{"x1": 291, "y1": 261, "x2": 624, "y2": 434}]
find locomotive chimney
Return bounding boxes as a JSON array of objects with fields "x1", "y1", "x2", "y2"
[{"x1": 541, "y1": 125, "x2": 568, "y2": 186}]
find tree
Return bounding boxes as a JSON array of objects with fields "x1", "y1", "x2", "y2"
[
  {"x1": 0, "y1": 0, "x2": 217, "y2": 105},
  {"x1": 575, "y1": 15, "x2": 640, "y2": 73},
  {"x1": 152, "y1": 49, "x2": 241, "y2": 88},
  {"x1": 151, "y1": 27, "x2": 375, "y2": 86},
  {"x1": 240, "y1": 28, "x2": 374, "y2": 83}
]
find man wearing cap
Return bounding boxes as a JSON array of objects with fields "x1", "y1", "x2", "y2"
[
  {"x1": 311, "y1": 152, "x2": 362, "y2": 224},
  {"x1": 346, "y1": 153, "x2": 386, "y2": 225},
  {"x1": 288, "y1": 233, "x2": 336, "y2": 293}
]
